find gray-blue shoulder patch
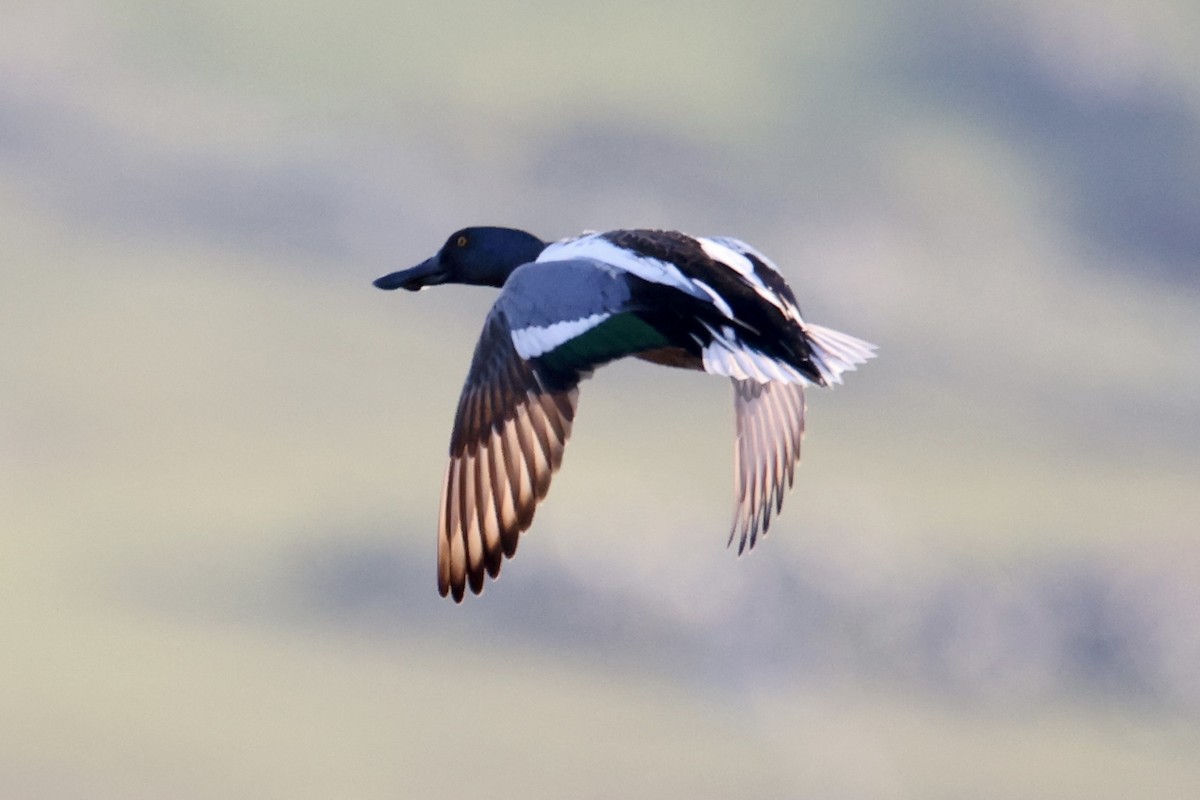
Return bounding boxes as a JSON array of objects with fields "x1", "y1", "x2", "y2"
[{"x1": 498, "y1": 258, "x2": 634, "y2": 329}]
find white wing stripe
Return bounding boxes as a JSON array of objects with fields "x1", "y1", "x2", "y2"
[{"x1": 511, "y1": 313, "x2": 610, "y2": 359}]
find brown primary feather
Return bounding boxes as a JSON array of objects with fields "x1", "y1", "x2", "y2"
[{"x1": 437, "y1": 318, "x2": 579, "y2": 601}]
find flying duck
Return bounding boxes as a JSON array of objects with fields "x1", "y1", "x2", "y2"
[{"x1": 374, "y1": 226, "x2": 876, "y2": 601}]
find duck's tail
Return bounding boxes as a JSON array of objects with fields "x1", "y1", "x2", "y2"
[{"x1": 804, "y1": 324, "x2": 877, "y2": 386}]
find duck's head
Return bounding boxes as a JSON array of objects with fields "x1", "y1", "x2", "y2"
[{"x1": 373, "y1": 227, "x2": 546, "y2": 291}]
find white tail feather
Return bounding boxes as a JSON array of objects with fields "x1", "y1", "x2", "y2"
[{"x1": 804, "y1": 324, "x2": 877, "y2": 386}]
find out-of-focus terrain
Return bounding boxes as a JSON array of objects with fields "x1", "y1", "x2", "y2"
[{"x1": 3, "y1": 2, "x2": 1199, "y2": 797}]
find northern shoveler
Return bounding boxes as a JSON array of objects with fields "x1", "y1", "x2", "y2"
[{"x1": 374, "y1": 226, "x2": 876, "y2": 601}]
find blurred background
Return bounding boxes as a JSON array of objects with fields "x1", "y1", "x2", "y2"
[{"x1": 4, "y1": 1, "x2": 1200, "y2": 797}]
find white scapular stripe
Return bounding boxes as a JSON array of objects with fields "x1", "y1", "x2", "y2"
[
  {"x1": 510, "y1": 313, "x2": 611, "y2": 359},
  {"x1": 698, "y1": 237, "x2": 789, "y2": 317},
  {"x1": 691, "y1": 279, "x2": 735, "y2": 319},
  {"x1": 703, "y1": 236, "x2": 805, "y2": 323},
  {"x1": 698, "y1": 237, "x2": 757, "y2": 280},
  {"x1": 707, "y1": 236, "x2": 776, "y2": 271},
  {"x1": 538, "y1": 234, "x2": 697, "y2": 294},
  {"x1": 541, "y1": 232, "x2": 809, "y2": 331}
]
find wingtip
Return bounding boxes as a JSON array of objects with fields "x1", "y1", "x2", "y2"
[
  {"x1": 438, "y1": 571, "x2": 475, "y2": 603},
  {"x1": 467, "y1": 567, "x2": 486, "y2": 596}
]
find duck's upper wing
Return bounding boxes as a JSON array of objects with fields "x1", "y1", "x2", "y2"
[
  {"x1": 437, "y1": 303, "x2": 577, "y2": 602},
  {"x1": 438, "y1": 258, "x2": 676, "y2": 601}
]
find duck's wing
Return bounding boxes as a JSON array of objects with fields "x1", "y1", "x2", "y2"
[
  {"x1": 540, "y1": 231, "x2": 875, "y2": 554},
  {"x1": 438, "y1": 259, "x2": 675, "y2": 601},
  {"x1": 438, "y1": 304, "x2": 578, "y2": 602},
  {"x1": 730, "y1": 379, "x2": 806, "y2": 555}
]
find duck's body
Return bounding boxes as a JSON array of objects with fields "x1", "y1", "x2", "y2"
[{"x1": 375, "y1": 226, "x2": 875, "y2": 601}]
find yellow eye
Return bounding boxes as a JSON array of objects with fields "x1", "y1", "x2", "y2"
[{"x1": 456, "y1": 235, "x2": 468, "y2": 247}]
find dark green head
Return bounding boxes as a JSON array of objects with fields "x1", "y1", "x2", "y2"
[{"x1": 373, "y1": 226, "x2": 547, "y2": 291}]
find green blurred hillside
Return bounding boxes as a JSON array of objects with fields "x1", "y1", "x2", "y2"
[{"x1": 3, "y1": 1, "x2": 1200, "y2": 797}]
